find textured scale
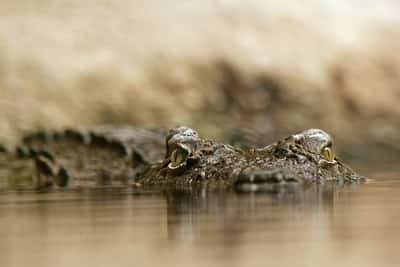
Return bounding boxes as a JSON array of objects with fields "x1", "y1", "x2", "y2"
[{"x1": 0, "y1": 126, "x2": 363, "y2": 192}]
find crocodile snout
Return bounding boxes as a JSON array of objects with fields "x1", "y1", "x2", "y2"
[{"x1": 234, "y1": 168, "x2": 301, "y2": 193}]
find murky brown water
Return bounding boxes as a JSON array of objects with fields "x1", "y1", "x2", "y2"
[{"x1": 1, "y1": 169, "x2": 399, "y2": 267}]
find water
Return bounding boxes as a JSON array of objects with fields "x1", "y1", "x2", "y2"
[{"x1": 0, "y1": 170, "x2": 399, "y2": 267}]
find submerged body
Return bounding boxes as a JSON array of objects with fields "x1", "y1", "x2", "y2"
[
  {"x1": 0, "y1": 126, "x2": 363, "y2": 192},
  {"x1": 139, "y1": 127, "x2": 362, "y2": 191}
]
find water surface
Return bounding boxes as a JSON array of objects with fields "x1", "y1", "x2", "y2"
[{"x1": 1, "y1": 170, "x2": 399, "y2": 267}]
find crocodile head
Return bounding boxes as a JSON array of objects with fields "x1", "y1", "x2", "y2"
[
  {"x1": 165, "y1": 126, "x2": 202, "y2": 175},
  {"x1": 153, "y1": 126, "x2": 242, "y2": 183},
  {"x1": 141, "y1": 126, "x2": 363, "y2": 191},
  {"x1": 235, "y1": 128, "x2": 364, "y2": 192}
]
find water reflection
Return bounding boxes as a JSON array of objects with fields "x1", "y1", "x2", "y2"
[
  {"x1": 163, "y1": 183, "x2": 349, "y2": 242},
  {"x1": 0, "y1": 178, "x2": 399, "y2": 267}
]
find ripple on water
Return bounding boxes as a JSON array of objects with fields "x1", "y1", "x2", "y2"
[{"x1": 0, "y1": 169, "x2": 400, "y2": 267}]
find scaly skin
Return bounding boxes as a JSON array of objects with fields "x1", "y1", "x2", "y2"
[
  {"x1": 0, "y1": 126, "x2": 165, "y2": 190},
  {"x1": 0, "y1": 126, "x2": 363, "y2": 192},
  {"x1": 137, "y1": 127, "x2": 363, "y2": 191}
]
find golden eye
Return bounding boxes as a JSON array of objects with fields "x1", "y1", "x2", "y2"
[
  {"x1": 170, "y1": 147, "x2": 189, "y2": 168},
  {"x1": 322, "y1": 147, "x2": 334, "y2": 161}
]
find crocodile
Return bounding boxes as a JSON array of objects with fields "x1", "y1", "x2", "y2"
[{"x1": 0, "y1": 126, "x2": 363, "y2": 192}]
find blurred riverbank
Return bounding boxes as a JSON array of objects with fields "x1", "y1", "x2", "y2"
[{"x1": 1, "y1": 1, "x2": 400, "y2": 164}]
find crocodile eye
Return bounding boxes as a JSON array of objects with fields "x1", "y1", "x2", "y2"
[
  {"x1": 322, "y1": 147, "x2": 334, "y2": 162},
  {"x1": 169, "y1": 147, "x2": 189, "y2": 169}
]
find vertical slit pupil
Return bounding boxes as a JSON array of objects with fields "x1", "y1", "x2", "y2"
[
  {"x1": 323, "y1": 147, "x2": 333, "y2": 161},
  {"x1": 171, "y1": 148, "x2": 188, "y2": 167}
]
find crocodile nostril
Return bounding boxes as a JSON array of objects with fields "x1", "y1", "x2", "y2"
[
  {"x1": 235, "y1": 168, "x2": 301, "y2": 193},
  {"x1": 236, "y1": 168, "x2": 299, "y2": 185}
]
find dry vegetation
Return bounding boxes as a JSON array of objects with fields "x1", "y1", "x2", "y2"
[{"x1": 1, "y1": 0, "x2": 400, "y2": 160}]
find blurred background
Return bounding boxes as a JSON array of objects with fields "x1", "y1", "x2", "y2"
[
  {"x1": 1, "y1": 0, "x2": 400, "y2": 164},
  {"x1": 2, "y1": 3, "x2": 400, "y2": 267}
]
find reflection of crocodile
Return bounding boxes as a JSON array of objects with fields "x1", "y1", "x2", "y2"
[{"x1": 0, "y1": 126, "x2": 363, "y2": 192}]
